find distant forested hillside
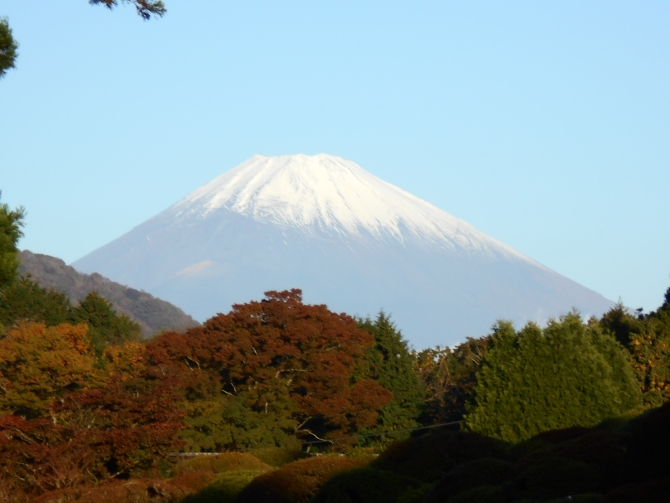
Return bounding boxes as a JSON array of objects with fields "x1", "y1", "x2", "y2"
[{"x1": 19, "y1": 250, "x2": 199, "y2": 336}]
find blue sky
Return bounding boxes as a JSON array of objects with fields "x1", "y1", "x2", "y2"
[{"x1": 1, "y1": 1, "x2": 668, "y2": 315}]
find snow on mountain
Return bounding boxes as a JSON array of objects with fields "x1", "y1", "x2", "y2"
[
  {"x1": 73, "y1": 154, "x2": 613, "y2": 348},
  {"x1": 172, "y1": 154, "x2": 528, "y2": 260}
]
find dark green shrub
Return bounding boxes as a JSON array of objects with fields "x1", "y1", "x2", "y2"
[
  {"x1": 530, "y1": 426, "x2": 592, "y2": 445},
  {"x1": 396, "y1": 483, "x2": 434, "y2": 503},
  {"x1": 442, "y1": 484, "x2": 512, "y2": 503},
  {"x1": 549, "y1": 430, "x2": 627, "y2": 490},
  {"x1": 513, "y1": 495, "x2": 604, "y2": 503},
  {"x1": 313, "y1": 468, "x2": 422, "y2": 503},
  {"x1": 181, "y1": 470, "x2": 267, "y2": 503},
  {"x1": 249, "y1": 439, "x2": 306, "y2": 467},
  {"x1": 169, "y1": 470, "x2": 218, "y2": 492},
  {"x1": 604, "y1": 478, "x2": 670, "y2": 503},
  {"x1": 425, "y1": 458, "x2": 516, "y2": 502},
  {"x1": 236, "y1": 456, "x2": 369, "y2": 503},
  {"x1": 373, "y1": 430, "x2": 507, "y2": 483},
  {"x1": 623, "y1": 401, "x2": 670, "y2": 482},
  {"x1": 513, "y1": 457, "x2": 601, "y2": 501}
]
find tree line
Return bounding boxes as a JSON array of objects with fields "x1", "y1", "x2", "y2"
[{"x1": 1, "y1": 195, "x2": 670, "y2": 501}]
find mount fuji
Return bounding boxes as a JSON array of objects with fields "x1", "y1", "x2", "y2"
[{"x1": 73, "y1": 154, "x2": 613, "y2": 347}]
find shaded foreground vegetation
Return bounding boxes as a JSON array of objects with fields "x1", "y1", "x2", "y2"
[
  {"x1": 2, "y1": 197, "x2": 670, "y2": 501},
  {"x1": 25, "y1": 402, "x2": 670, "y2": 503}
]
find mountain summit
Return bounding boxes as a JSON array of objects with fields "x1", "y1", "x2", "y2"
[
  {"x1": 174, "y1": 154, "x2": 525, "y2": 256},
  {"x1": 73, "y1": 154, "x2": 612, "y2": 347}
]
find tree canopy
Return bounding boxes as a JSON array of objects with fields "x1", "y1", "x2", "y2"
[
  {"x1": 464, "y1": 313, "x2": 642, "y2": 443},
  {"x1": 71, "y1": 291, "x2": 142, "y2": 352},
  {"x1": 0, "y1": 322, "x2": 183, "y2": 495},
  {"x1": 0, "y1": 322, "x2": 98, "y2": 418},
  {"x1": 601, "y1": 290, "x2": 670, "y2": 407},
  {"x1": 147, "y1": 290, "x2": 393, "y2": 451}
]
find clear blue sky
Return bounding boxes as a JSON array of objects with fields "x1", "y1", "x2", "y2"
[{"x1": 1, "y1": 1, "x2": 668, "y2": 315}]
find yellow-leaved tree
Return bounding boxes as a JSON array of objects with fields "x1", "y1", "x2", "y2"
[{"x1": 0, "y1": 322, "x2": 101, "y2": 418}]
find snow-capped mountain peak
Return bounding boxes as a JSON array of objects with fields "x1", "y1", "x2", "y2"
[
  {"x1": 73, "y1": 153, "x2": 613, "y2": 347},
  {"x1": 174, "y1": 154, "x2": 525, "y2": 258}
]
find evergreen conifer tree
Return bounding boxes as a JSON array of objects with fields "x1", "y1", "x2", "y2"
[
  {"x1": 71, "y1": 292, "x2": 142, "y2": 352},
  {"x1": 357, "y1": 312, "x2": 424, "y2": 436},
  {"x1": 0, "y1": 277, "x2": 72, "y2": 330},
  {"x1": 465, "y1": 313, "x2": 642, "y2": 443}
]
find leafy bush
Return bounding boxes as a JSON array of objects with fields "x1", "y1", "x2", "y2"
[
  {"x1": 513, "y1": 457, "x2": 601, "y2": 501},
  {"x1": 236, "y1": 455, "x2": 369, "y2": 503},
  {"x1": 425, "y1": 458, "x2": 516, "y2": 502},
  {"x1": 174, "y1": 452, "x2": 272, "y2": 475},
  {"x1": 182, "y1": 470, "x2": 267, "y2": 503},
  {"x1": 604, "y1": 479, "x2": 670, "y2": 503},
  {"x1": 313, "y1": 467, "x2": 423, "y2": 503},
  {"x1": 249, "y1": 440, "x2": 306, "y2": 467},
  {"x1": 622, "y1": 399, "x2": 670, "y2": 482},
  {"x1": 169, "y1": 470, "x2": 218, "y2": 492},
  {"x1": 440, "y1": 484, "x2": 511, "y2": 503},
  {"x1": 373, "y1": 430, "x2": 507, "y2": 483}
]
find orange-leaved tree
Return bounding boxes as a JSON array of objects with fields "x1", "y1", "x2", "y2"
[
  {"x1": 0, "y1": 322, "x2": 100, "y2": 418},
  {"x1": 147, "y1": 290, "x2": 393, "y2": 451},
  {"x1": 0, "y1": 324, "x2": 184, "y2": 497}
]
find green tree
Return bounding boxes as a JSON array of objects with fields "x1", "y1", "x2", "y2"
[
  {"x1": 600, "y1": 302, "x2": 645, "y2": 347},
  {"x1": 357, "y1": 312, "x2": 424, "y2": 437},
  {"x1": 0, "y1": 18, "x2": 18, "y2": 79},
  {"x1": 0, "y1": 276, "x2": 72, "y2": 330},
  {"x1": 0, "y1": 194, "x2": 24, "y2": 288},
  {"x1": 71, "y1": 292, "x2": 142, "y2": 352},
  {"x1": 465, "y1": 313, "x2": 642, "y2": 443}
]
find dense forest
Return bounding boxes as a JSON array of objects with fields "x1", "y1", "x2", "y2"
[{"x1": 1, "y1": 196, "x2": 669, "y2": 503}]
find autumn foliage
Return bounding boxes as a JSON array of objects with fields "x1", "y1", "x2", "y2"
[
  {"x1": 0, "y1": 322, "x2": 98, "y2": 417},
  {"x1": 0, "y1": 322, "x2": 183, "y2": 499},
  {"x1": 2, "y1": 192, "x2": 670, "y2": 503},
  {"x1": 147, "y1": 290, "x2": 392, "y2": 451}
]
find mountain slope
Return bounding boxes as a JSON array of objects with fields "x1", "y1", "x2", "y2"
[
  {"x1": 20, "y1": 250, "x2": 199, "y2": 336},
  {"x1": 73, "y1": 154, "x2": 613, "y2": 347}
]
